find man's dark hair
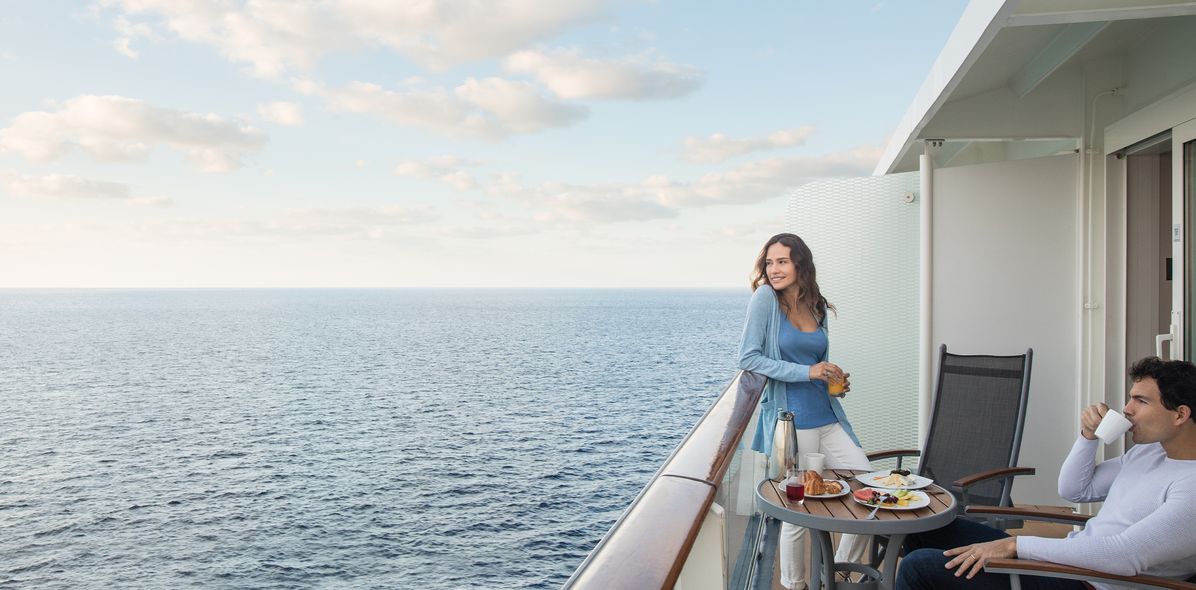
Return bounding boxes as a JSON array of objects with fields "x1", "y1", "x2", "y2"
[{"x1": 1129, "y1": 356, "x2": 1196, "y2": 423}]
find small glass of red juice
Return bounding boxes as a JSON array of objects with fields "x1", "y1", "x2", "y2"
[{"x1": 785, "y1": 478, "x2": 805, "y2": 502}]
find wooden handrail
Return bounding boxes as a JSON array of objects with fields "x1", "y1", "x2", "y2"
[
  {"x1": 985, "y1": 559, "x2": 1196, "y2": 590},
  {"x1": 563, "y1": 371, "x2": 767, "y2": 589},
  {"x1": 953, "y1": 466, "x2": 1036, "y2": 488},
  {"x1": 662, "y1": 371, "x2": 767, "y2": 484},
  {"x1": 866, "y1": 448, "x2": 921, "y2": 461},
  {"x1": 965, "y1": 505, "x2": 1091, "y2": 525}
]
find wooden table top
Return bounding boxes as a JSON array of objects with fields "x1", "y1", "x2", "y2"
[{"x1": 758, "y1": 469, "x2": 957, "y2": 532}]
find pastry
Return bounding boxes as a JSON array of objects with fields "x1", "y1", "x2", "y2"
[
  {"x1": 803, "y1": 470, "x2": 822, "y2": 493},
  {"x1": 803, "y1": 470, "x2": 842, "y2": 495}
]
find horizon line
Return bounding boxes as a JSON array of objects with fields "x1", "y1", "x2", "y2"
[{"x1": 0, "y1": 285, "x2": 750, "y2": 291}]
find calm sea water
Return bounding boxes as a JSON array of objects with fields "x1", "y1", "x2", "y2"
[{"x1": 0, "y1": 289, "x2": 745, "y2": 589}]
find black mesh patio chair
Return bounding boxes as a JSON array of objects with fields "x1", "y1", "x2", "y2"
[{"x1": 868, "y1": 345, "x2": 1035, "y2": 524}]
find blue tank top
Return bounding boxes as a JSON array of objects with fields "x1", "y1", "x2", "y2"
[{"x1": 779, "y1": 318, "x2": 838, "y2": 429}]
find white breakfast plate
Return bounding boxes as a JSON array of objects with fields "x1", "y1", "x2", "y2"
[
  {"x1": 855, "y1": 470, "x2": 934, "y2": 490},
  {"x1": 852, "y1": 487, "x2": 930, "y2": 510},
  {"x1": 805, "y1": 479, "x2": 850, "y2": 499}
]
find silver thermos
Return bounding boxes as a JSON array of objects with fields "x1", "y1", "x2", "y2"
[{"x1": 770, "y1": 410, "x2": 799, "y2": 481}]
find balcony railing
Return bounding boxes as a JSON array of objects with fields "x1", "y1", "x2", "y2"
[{"x1": 564, "y1": 371, "x2": 768, "y2": 590}]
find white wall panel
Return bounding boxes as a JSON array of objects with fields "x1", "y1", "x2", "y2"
[
  {"x1": 785, "y1": 174, "x2": 922, "y2": 458},
  {"x1": 932, "y1": 154, "x2": 1079, "y2": 504}
]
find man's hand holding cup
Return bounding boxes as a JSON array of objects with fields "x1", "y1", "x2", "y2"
[
  {"x1": 1082, "y1": 402, "x2": 1133, "y2": 444},
  {"x1": 1080, "y1": 403, "x2": 1109, "y2": 440}
]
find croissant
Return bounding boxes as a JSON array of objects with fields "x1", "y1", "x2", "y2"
[
  {"x1": 803, "y1": 470, "x2": 842, "y2": 495},
  {"x1": 803, "y1": 470, "x2": 822, "y2": 493}
]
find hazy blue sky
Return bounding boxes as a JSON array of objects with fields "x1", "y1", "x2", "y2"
[{"x1": 0, "y1": 1, "x2": 968, "y2": 288}]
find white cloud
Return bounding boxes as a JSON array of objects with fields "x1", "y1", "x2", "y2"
[
  {"x1": 112, "y1": 15, "x2": 157, "y2": 59},
  {"x1": 439, "y1": 171, "x2": 478, "y2": 191},
  {"x1": 504, "y1": 48, "x2": 703, "y2": 99},
  {"x1": 4, "y1": 173, "x2": 132, "y2": 199},
  {"x1": 113, "y1": 37, "x2": 138, "y2": 58},
  {"x1": 714, "y1": 219, "x2": 777, "y2": 239},
  {"x1": 126, "y1": 196, "x2": 174, "y2": 207},
  {"x1": 682, "y1": 127, "x2": 816, "y2": 163},
  {"x1": 0, "y1": 95, "x2": 267, "y2": 172},
  {"x1": 257, "y1": 101, "x2": 304, "y2": 126},
  {"x1": 156, "y1": 205, "x2": 440, "y2": 240},
  {"x1": 281, "y1": 205, "x2": 439, "y2": 228},
  {"x1": 394, "y1": 156, "x2": 464, "y2": 178},
  {"x1": 2, "y1": 172, "x2": 179, "y2": 207},
  {"x1": 485, "y1": 172, "x2": 679, "y2": 223},
  {"x1": 437, "y1": 222, "x2": 543, "y2": 239},
  {"x1": 395, "y1": 156, "x2": 482, "y2": 190},
  {"x1": 34, "y1": 205, "x2": 442, "y2": 247},
  {"x1": 100, "y1": 0, "x2": 611, "y2": 76},
  {"x1": 543, "y1": 190, "x2": 679, "y2": 223},
  {"x1": 301, "y1": 78, "x2": 586, "y2": 139},
  {"x1": 479, "y1": 145, "x2": 881, "y2": 224},
  {"x1": 454, "y1": 77, "x2": 588, "y2": 133},
  {"x1": 654, "y1": 145, "x2": 882, "y2": 207}
]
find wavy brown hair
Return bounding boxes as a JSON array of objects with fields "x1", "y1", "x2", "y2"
[{"x1": 750, "y1": 233, "x2": 835, "y2": 320}]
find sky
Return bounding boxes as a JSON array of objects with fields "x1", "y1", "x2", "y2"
[{"x1": 0, "y1": 1, "x2": 969, "y2": 288}]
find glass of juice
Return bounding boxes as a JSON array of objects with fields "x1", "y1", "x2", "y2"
[
  {"x1": 828, "y1": 375, "x2": 846, "y2": 397},
  {"x1": 785, "y1": 478, "x2": 805, "y2": 503}
]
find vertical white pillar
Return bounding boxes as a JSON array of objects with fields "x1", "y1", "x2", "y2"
[{"x1": 919, "y1": 147, "x2": 934, "y2": 446}]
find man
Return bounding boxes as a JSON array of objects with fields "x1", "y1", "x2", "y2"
[{"x1": 896, "y1": 356, "x2": 1196, "y2": 590}]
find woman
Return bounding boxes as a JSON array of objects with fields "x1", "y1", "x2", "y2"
[{"x1": 739, "y1": 232, "x2": 871, "y2": 590}]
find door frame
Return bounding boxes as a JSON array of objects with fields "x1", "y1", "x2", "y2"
[
  {"x1": 1174, "y1": 118, "x2": 1196, "y2": 361},
  {"x1": 1102, "y1": 110, "x2": 1196, "y2": 462},
  {"x1": 1104, "y1": 79, "x2": 1196, "y2": 381}
]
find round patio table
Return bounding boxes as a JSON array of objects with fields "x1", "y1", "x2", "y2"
[{"x1": 756, "y1": 468, "x2": 958, "y2": 590}]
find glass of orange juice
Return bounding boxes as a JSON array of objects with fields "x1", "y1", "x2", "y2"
[{"x1": 827, "y1": 374, "x2": 846, "y2": 397}]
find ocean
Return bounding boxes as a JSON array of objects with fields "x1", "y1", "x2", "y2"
[{"x1": 0, "y1": 289, "x2": 745, "y2": 589}]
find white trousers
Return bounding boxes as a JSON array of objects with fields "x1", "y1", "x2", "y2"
[{"x1": 779, "y1": 422, "x2": 872, "y2": 590}]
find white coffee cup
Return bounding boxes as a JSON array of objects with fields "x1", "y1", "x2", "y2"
[
  {"x1": 1094, "y1": 409, "x2": 1133, "y2": 444},
  {"x1": 804, "y1": 452, "x2": 826, "y2": 474}
]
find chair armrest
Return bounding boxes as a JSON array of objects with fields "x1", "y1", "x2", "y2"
[
  {"x1": 985, "y1": 559, "x2": 1196, "y2": 590},
  {"x1": 953, "y1": 466, "x2": 1036, "y2": 489},
  {"x1": 866, "y1": 449, "x2": 920, "y2": 461},
  {"x1": 965, "y1": 505, "x2": 1091, "y2": 526}
]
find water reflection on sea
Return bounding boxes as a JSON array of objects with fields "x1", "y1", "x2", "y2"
[{"x1": 0, "y1": 289, "x2": 742, "y2": 588}]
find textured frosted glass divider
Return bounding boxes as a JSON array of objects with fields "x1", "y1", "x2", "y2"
[{"x1": 785, "y1": 173, "x2": 921, "y2": 461}]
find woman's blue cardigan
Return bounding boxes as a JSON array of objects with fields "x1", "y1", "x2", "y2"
[{"x1": 738, "y1": 285, "x2": 861, "y2": 456}]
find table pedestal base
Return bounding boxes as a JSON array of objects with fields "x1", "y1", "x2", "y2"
[{"x1": 810, "y1": 531, "x2": 905, "y2": 590}]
